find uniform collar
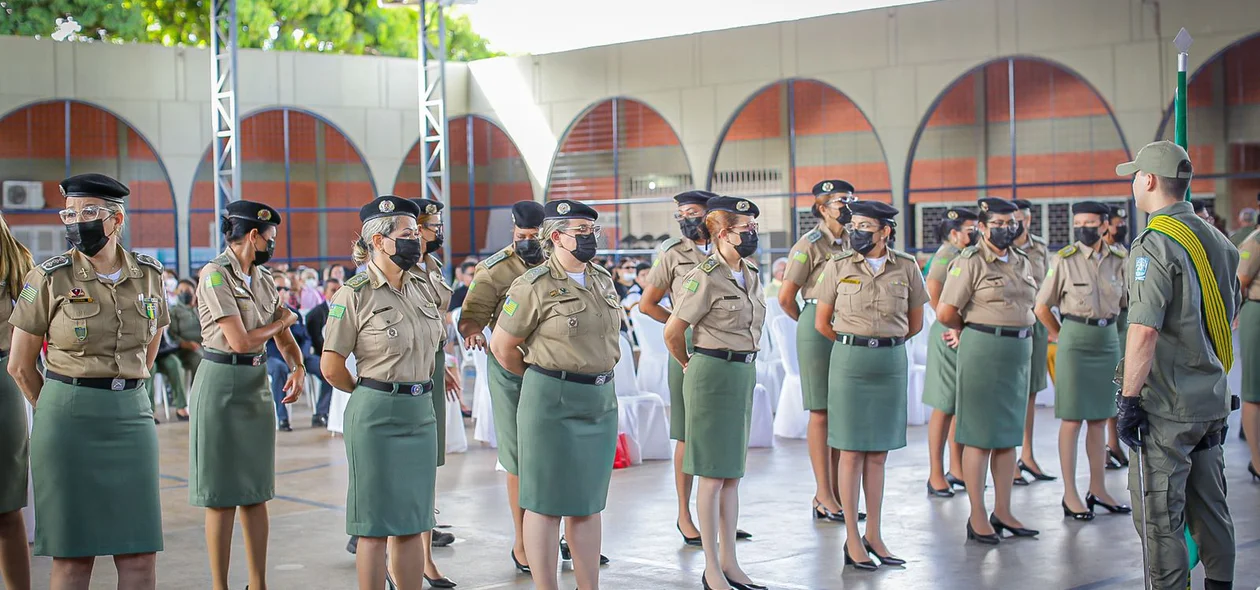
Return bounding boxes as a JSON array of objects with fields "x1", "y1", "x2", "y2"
[
  {"x1": 544, "y1": 254, "x2": 586, "y2": 283},
  {"x1": 1151, "y1": 201, "x2": 1193, "y2": 218},
  {"x1": 221, "y1": 246, "x2": 258, "y2": 284},
  {"x1": 71, "y1": 244, "x2": 142, "y2": 283},
  {"x1": 819, "y1": 222, "x2": 843, "y2": 244},
  {"x1": 1077, "y1": 240, "x2": 1109, "y2": 258},
  {"x1": 366, "y1": 261, "x2": 420, "y2": 290},
  {"x1": 978, "y1": 239, "x2": 1007, "y2": 262}
]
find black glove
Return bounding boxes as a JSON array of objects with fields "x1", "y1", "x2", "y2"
[{"x1": 1116, "y1": 393, "x2": 1147, "y2": 449}]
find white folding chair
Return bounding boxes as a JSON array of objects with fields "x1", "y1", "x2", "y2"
[
  {"x1": 749, "y1": 384, "x2": 775, "y2": 448},
  {"x1": 327, "y1": 354, "x2": 357, "y2": 434},
  {"x1": 471, "y1": 328, "x2": 497, "y2": 448},
  {"x1": 23, "y1": 399, "x2": 34, "y2": 542},
  {"x1": 152, "y1": 372, "x2": 170, "y2": 421},
  {"x1": 628, "y1": 307, "x2": 670, "y2": 406},
  {"x1": 755, "y1": 325, "x2": 783, "y2": 411},
  {"x1": 770, "y1": 315, "x2": 809, "y2": 439},
  {"x1": 614, "y1": 335, "x2": 671, "y2": 463},
  {"x1": 905, "y1": 303, "x2": 933, "y2": 426}
]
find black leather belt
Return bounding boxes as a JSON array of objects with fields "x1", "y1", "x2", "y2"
[
  {"x1": 693, "y1": 347, "x2": 757, "y2": 364},
  {"x1": 528, "y1": 366, "x2": 614, "y2": 386},
  {"x1": 1062, "y1": 315, "x2": 1116, "y2": 328},
  {"x1": 46, "y1": 370, "x2": 140, "y2": 391},
  {"x1": 204, "y1": 350, "x2": 267, "y2": 366},
  {"x1": 965, "y1": 324, "x2": 1033, "y2": 339},
  {"x1": 835, "y1": 334, "x2": 905, "y2": 348},
  {"x1": 1193, "y1": 429, "x2": 1226, "y2": 453},
  {"x1": 358, "y1": 378, "x2": 433, "y2": 396}
]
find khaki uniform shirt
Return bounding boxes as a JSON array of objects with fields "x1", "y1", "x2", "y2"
[
  {"x1": 1018, "y1": 233, "x2": 1050, "y2": 285},
  {"x1": 1036, "y1": 242, "x2": 1126, "y2": 319},
  {"x1": 645, "y1": 237, "x2": 710, "y2": 303},
  {"x1": 0, "y1": 282, "x2": 13, "y2": 349},
  {"x1": 10, "y1": 246, "x2": 169, "y2": 379},
  {"x1": 414, "y1": 254, "x2": 454, "y2": 312},
  {"x1": 1234, "y1": 228, "x2": 1260, "y2": 300},
  {"x1": 672, "y1": 256, "x2": 766, "y2": 352},
  {"x1": 939, "y1": 240, "x2": 1037, "y2": 328},
  {"x1": 783, "y1": 224, "x2": 847, "y2": 301},
  {"x1": 169, "y1": 302, "x2": 203, "y2": 344},
  {"x1": 816, "y1": 249, "x2": 929, "y2": 338},
  {"x1": 323, "y1": 263, "x2": 444, "y2": 383},
  {"x1": 497, "y1": 256, "x2": 622, "y2": 375},
  {"x1": 463, "y1": 244, "x2": 538, "y2": 331},
  {"x1": 1127, "y1": 201, "x2": 1240, "y2": 422},
  {"x1": 196, "y1": 248, "x2": 287, "y2": 355},
  {"x1": 926, "y1": 243, "x2": 963, "y2": 285}
]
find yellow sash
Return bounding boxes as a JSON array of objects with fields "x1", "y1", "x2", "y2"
[{"x1": 1146, "y1": 215, "x2": 1234, "y2": 371}]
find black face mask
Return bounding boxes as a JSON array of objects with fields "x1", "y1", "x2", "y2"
[
  {"x1": 850, "y1": 230, "x2": 879, "y2": 255},
  {"x1": 679, "y1": 217, "x2": 705, "y2": 241},
  {"x1": 515, "y1": 238, "x2": 545, "y2": 265},
  {"x1": 388, "y1": 237, "x2": 423, "y2": 271},
  {"x1": 567, "y1": 234, "x2": 599, "y2": 263},
  {"x1": 66, "y1": 219, "x2": 111, "y2": 257},
  {"x1": 1014, "y1": 220, "x2": 1026, "y2": 238},
  {"x1": 1112, "y1": 226, "x2": 1127, "y2": 243},
  {"x1": 965, "y1": 229, "x2": 981, "y2": 248},
  {"x1": 730, "y1": 231, "x2": 759, "y2": 258},
  {"x1": 1074, "y1": 226, "x2": 1103, "y2": 247},
  {"x1": 425, "y1": 234, "x2": 444, "y2": 255},
  {"x1": 178, "y1": 292, "x2": 194, "y2": 306},
  {"x1": 253, "y1": 238, "x2": 276, "y2": 266},
  {"x1": 837, "y1": 206, "x2": 853, "y2": 226},
  {"x1": 987, "y1": 227, "x2": 1018, "y2": 251}
]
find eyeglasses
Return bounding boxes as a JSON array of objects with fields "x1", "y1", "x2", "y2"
[
  {"x1": 673, "y1": 212, "x2": 705, "y2": 221},
  {"x1": 826, "y1": 194, "x2": 857, "y2": 207},
  {"x1": 58, "y1": 205, "x2": 116, "y2": 224},
  {"x1": 420, "y1": 222, "x2": 444, "y2": 232},
  {"x1": 730, "y1": 222, "x2": 758, "y2": 233},
  {"x1": 565, "y1": 224, "x2": 602, "y2": 237},
  {"x1": 277, "y1": 286, "x2": 291, "y2": 292},
  {"x1": 390, "y1": 230, "x2": 420, "y2": 240},
  {"x1": 986, "y1": 220, "x2": 1021, "y2": 229},
  {"x1": 845, "y1": 221, "x2": 883, "y2": 232}
]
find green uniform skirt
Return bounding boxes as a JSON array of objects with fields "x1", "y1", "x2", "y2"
[
  {"x1": 517, "y1": 369, "x2": 618, "y2": 517},
  {"x1": 188, "y1": 353, "x2": 275, "y2": 508},
  {"x1": 1240, "y1": 303, "x2": 1260, "y2": 403},
  {"x1": 30, "y1": 380, "x2": 162, "y2": 557},
  {"x1": 667, "y1": 327, "x2": 694, "y2": 440},
  {"x1": 683, "y1": 354, "x2": 756, "y2": 479},
  {"x1": 344, "y1": 383, "x2": 437, "y2": 537},
  {"x1": 431, "y1": 348, "x2": 447, "y2": 467},
  {"x1": 1029, "y1": 322, "x2": 1049, "y2": 394},
  {"x1": 955, "y1": 328, "x2": 1032, "y2": 449},
  {"x1": 0, "y1": 367, "x2": 28, "y2": 514},
  {"x1": 797, "y1": 303, "x2": 832, "y2": 412},
  {"x1": 1055, "y1": 321, "x2": 1121, "y2": 420},
  {"x1": 921, "y1": 321, "x2": 959, "y2": 414},
  {"x1": 1116, "y1": 308, "x2": 1129, "y2": 358},
  {"x1": 488, "y1": 353, "x2": 524, "y2": 475},
  {"x1": 827, "y1": 342, "x2": 908, "y2": 451}
]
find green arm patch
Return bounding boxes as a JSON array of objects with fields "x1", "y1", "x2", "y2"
[
  {"x1": 329, "y1": 304, "x2": 346, "y2": 319},
  {"x1": 1243, "y1": 251, "x2": 1252, "y2": 260},
  {"x1": 949, "y1": 267, "x2": 962, "y2": 277},
  {"x1": 502, "y1": 297, "x2": 519, "y2": 316},
  {"x1": 209, "y1": 271, "x2": 224, "y2": 287},
  {"x1": 468, "y1": 280, "x2": 477, "y2": 291},
  {"x1": 791, "y1": 251, "x2": 808, "y2": 264},
  {"x1": 19, "y1": 284, "x2": 37, "y2": 303},
  {"x1": 684, "y1": 279, "x2": 699, "y2": 293}
]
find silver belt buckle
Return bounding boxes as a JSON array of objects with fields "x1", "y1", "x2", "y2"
[
  {"x1": 867, "y1": 339, "x2": 879, "y2": 348},
  {"x1": 252, "y1": 355, "x2": 263, "y2": 367},
  {"x1": 110, "y1": 378, "x2": 125, "y2": 391},
  {"x1": 410, "y1": 384, "x2": 422, "y2": 396},
  {"x1": 595, "y1": 374, "x2": 607, "y2": 386},
  {"x1": 744, "y1": 353, "x2": 755, "y2": 363},
  {"x1": 1018, "y1": 329, "x2": 1029, "y2": 339},
  {"x1": 1098, "y1": 318, "x2": 1109, "y2": 327}
]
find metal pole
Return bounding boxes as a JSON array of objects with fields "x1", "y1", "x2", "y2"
[
  {"x1": 1008, "y1": 58, "x2": 1017, "y2": 200},
  {"x1": 209, "y1": 0, "x2": 241, "y2": 255},
  {"x1": 1174, "y1": 28, "x2": 1193, "y2": 201},
  {"x1": 437, "y1": 3, "x2": 452, "y2": 272}
]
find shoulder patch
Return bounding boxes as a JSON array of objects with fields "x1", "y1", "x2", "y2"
[
  {"x1": 960, "y1": 246, "x2": 978, "y2": 259},
  {"x1": 891, "y1": 248, "x2": 916, "y2": 262},
  {"x1": 37, "y1": 255, "x2": 71, "y2": 274},
  {"x1": 345, "y1": 273, "x2": 370, "y2": 291},
  {"x1": 133, "y1": 252, "x2": 163, "y2": 271},
  {"x1": 523, "y1": 265, "x2": 550, "y2": 283},
  {"x1": 699, "y1": 257, "x2": 720, "y2": 274},
  {"x1": 485, "y1": 250, "x2": 511, "y2": 268},
  {"x1": 1057, "y1": 244, "x2": 1078, "y2": 258},
  {"x1": 805, "y1": 228, "x2": 823, "y2": 243},
  {"x1": 1109, "y1": 245, "x2": 1127, "y2": 258},
  {"x1": 658, "y1": 237, "x2": 683, "y2": 252}
]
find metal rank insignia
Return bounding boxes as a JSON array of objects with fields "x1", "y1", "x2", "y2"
[
  {"x1": 557, "y1": 202, "x2": 571, "y2": 215},
  {"x1": 567, "y1": 317, "x2": 578, "y2": 328},
  {"x1": 736, "y1": 200, "x2": 750, "y2": 212},
  {"x1": 425, "y1": 203, "x2": 438, "y2": 215},
  {"x1": 822, "y1": 181, "x2": 834, "y2": 192},
  {"x1": 379, "y1": 200, "x2": 396, "y2": 213},
  {"x1": 387, "y1": 327, "x2": 398, "y2": 338}
]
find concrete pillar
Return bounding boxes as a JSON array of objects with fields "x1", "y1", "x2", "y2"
[
  {"x1": 316, "y1": 120, "x2": 329, "y2": 261},
  {"x1": 976, "y1": 68, "x2": 989, "y2": 199}
]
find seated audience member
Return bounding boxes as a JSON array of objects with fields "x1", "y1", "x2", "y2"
[
  {"x1": 297, "y1": 267, "x2": 324, "y2": 311},
  {"x1": 303, "y1": 278, "x2": 341, "y2": 426},
  {"x1": 621, "y1": 262, "x2": 653, "y2": 310},
  {"x1": 266, "y1": 274, "x2": 330, "y2": 431},
  {"x1": 450, "y1": 259, "x2": 478, "y2": 310}
]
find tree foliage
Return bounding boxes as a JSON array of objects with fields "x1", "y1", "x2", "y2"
[{"x1": 0, "y1": 0, "x2": 502, "y2": 61}]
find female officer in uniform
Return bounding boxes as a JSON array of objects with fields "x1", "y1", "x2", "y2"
[
  {"x1": 321, "y1": 196, "x2": 445, "y2": 590},
  {"x1": 7, "y1": 173, "x2": 167, "y2": 588},
  {"x1": 923, "y1": 207, "x2": 978, "y2": 497},
  {"x1": 490, "y1": 199, "x2": 621, "y2": 590},
  {"x1": 1104, "y1": 205, "x2": 1131, "y2": 469},
  {"x1": 0, "y1": 210, "x2": 32, "y2": 590},
  {"x1": 936, "y1": 197, "x2": 1040, "y2": 544},
  {"x1": 188, "y1": 200, "x2": 306, "y2": 590},
  {"x1": 1010, "y1": 199, "x2": 1055, "y2": 484},
  {"x1": 815, "y1": 200, "x2": 926, "y2": 569},
  {"x1": 778, "y1": 180, "x2": 852, "y2": 521},
  {"x1": 664, "y1": 196, "x2": 767, "y2": 590},
  {"x1": 1233, "y1": 224, "x2": 1260, "y2": 479},
  {"x1": 1033, "y1": 201, "x2": 1131, "y2": 520}
]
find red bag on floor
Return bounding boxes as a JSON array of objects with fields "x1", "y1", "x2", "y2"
[{"x1": 613, "y1": 434, "x2": 631, "y2": 469}]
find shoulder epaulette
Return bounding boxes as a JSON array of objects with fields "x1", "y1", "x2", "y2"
[
  {"x1": 258, "y1": 264, "x2": 273, "y2": 275},
  {"x1": 699, "y1": 257, "x2": 720, "y2": 274},
  {"x1": 1057, "y1": 244, "x2": 1078, "y2": 258},
  {"x1": 1011, "y1": 246, "x2": 1029, "y2": 257},
  {"x1": 211, "y1": 253, "x2": 232, "y2": 267},
  {"x1": 485, "y1": 249, "x2": 512, "y2": 268},
  {"x1": 37, "y1": 255, "x2": 71, "y2": 274},
  {"x1": 1031, "y1": 234, "x2": 1048, "y2": 246},
  {"x1": 746, "y1": 260, "x2": 759, "y2": 273},
  {"x1": 658, "y1": 237, "x2": 683, "y2": 252},
  {"x1": 133, "y1": 252, "x2": 163, "y2": 271},
  {"x1": 345, "y1": 273, "x2": 370, "y2": 291},
  {"x1": 523, "y1": 265, "x2": 550, "y2": 284},
  {"x1": 591, "y1": 263, "x2": 612, "y2": 278},
  {"x1": 1109, "y1": 245, "x2": 1127, "y2": 259},
  {"x1": 960, "y1": 246, "x2": 978, "y2": 259},
  {"x1": 804, "y1": 228, "x2": 823, "y2": 244},
  {"x1": 891, "y1": 248, "x2": 916, "y2": 262},
  {"x1": 830, "y1": 250, "x2": 858, "y2": 261}
]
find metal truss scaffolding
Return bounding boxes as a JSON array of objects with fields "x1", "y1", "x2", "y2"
[
  {"x1": 418, "y1": 0, "x2": 453, "y2": 270},
  {"x1": 209, "y1": 0, "x2": 240, "y2": 254}
]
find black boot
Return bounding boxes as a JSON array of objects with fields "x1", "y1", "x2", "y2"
[{"x1": 1204, "y1": 579, "x2": 1232, "y2": 590}]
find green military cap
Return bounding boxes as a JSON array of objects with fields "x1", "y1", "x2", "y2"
[{"x1": 1116, "y1": 140, "x2": 1193, "y2": 179}]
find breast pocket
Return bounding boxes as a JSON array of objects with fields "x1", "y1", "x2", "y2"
[
  {"x1": 879, "y1": 282, "x2": 910, "y2": 315},
  {"x1": 366, "y1": 310, "x2": 411, "y2": 352},
  {"x1": 130, "y1": 300, "x2": 157, "y2": 340},
  {"x1": 546, "y1": 299, "x2": 588, "y2": 337},
  {"x1": 51, "y1": 301, "x2": 101, "y2": 352},
  {"x1": 711, "y1": 296, "x2": 747, "y2": 323},
  {"x1": 1070, "y1": 282, "x2": 1095, "y2": 311},
  {"x1": 978, "y1": 276, "x2": 1007, "y2": 304},
  {"x1": 836, "y1": 280, "x2": 863, "y2": 314}
]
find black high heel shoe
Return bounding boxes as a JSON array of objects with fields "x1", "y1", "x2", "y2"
[
  {"x1": 926, "y1": 480, "x2": 955, "y2": 497},
  {"x1": 559, "y1": 538, "x2": 609, "y2": 565},
  {"x1": 511, "y1": 549, "x2": 531, "y2": 574},
  {"x1": 1018, "y1": 459, "x2": 1057, "y2": 481},
  {"x1": 700, "y1": 572, "x2": 732, "y2": 590},
  {"x1": 843, "y1": 543, "x2": 878, "y2": 571},
  {"x1": 945, "y1": 473, "x2": 967, "y2": 489},
  {"x1": 1105, "y1": 446, "x2": 1129, "y2": 469},
  {"x1": 863, "y1": 537, "x2": 906, "y2": 566},
  {"x1": 1086, "y1": 493, "x2": 1132, "y2": 514},
  {"x1": 989, "y1": 513, "x2": 1039, "y2": 537},
  {"x1": 1249, "y1": 463, "x2": 1259, "y2": 482},
  {"x1": 736, "y1": 529, "x2": 753, "y2": 540},
  {"x1": 424, "y1": 574, "x2": 457, "y2": 588},
  {"x1": 678, "y1": 522, "x2": 703, "y2": 546},
  {"x1": 726, "y1": 577, "x2": 768, "y2": 590},
  {"x1": 965, "y1": 520, "x2": 1000, "y2": 545},
  {"x1": 813, "y1": 497, "x2": 844, "y2": 521},
  {"x1": 1061, "y1": 500, "x2": 1095, "y2": 521}
]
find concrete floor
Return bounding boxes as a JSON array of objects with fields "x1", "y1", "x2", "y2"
[{"x1": 20, "y1": 405, "x2": 1260, "y2": 590}]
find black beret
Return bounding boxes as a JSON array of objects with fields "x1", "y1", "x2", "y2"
[
  {"x1": 847, "y1": 200, "x2": 899, "y2": 221},
  {"x1": 673, "y1": 190, "x2": 715, "y2": 207},
  {"x1": 225, "y1": 200, "x2": 282, "y2": 226},
  {"x1": 978, "y1": 197, "x2": 1018, "y2": 215},
  {"x1": 1010, "y1": 198, "x2": 1035, "y2": 211},
  {"x1": 512, "y1": 201, "x2": 545, "y2": 228},
  {"x1": 1071, "y1": 201, "x2": 1112, "y2": 216},
  {"x1": 706, "y1": 196, "x2": 760, "y2": 217},
  {"x1": 360, "y1": 195, "x2": 419, "y2": 223},
  {"x1": 410, "y1": 198, "x2": 444, "y2": 216},
  {"x1": 1192, "y1": 201, "x2": 1208, "y2": 214},
  {"x1": 545, "y1": 199, "x2": 598, "y2": 222},
  {"x1": 60, "y1": 173, "x2": 129, "y2": 204},
  {"x1": 944, "y1": 207, "x2": 978, "y2": 222},
  {"x1": 812, "y1": 180, "x2": 855, "y2": 198},
  {"x1": 1110, "y1": 205, "x2": 1127, "y2": 219}
]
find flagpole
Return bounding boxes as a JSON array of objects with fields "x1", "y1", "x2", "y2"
[{"x1": 1174, "y1": 28, "x2": 1193, "y2": 201}]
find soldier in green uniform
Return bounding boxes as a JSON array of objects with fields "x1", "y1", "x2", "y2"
[
  {"x1": 924, "y1": 207, "x2": 979, "y2": 497},
  {"x1": 321, "y1": 196, "x2": 445, "y2": 590},
  {"x1": 664, "y1": 196, "x2": 767, "y2": 590},
  {"x1": 188, "y1": 200, "x2": 307, "y2": 590},
  {"x1": 489, "y1": 199, "x2": 621, "y2": 590},
  {"x1": 815, "y1": 200, "x2": 926, "y2": 570},
  {"x1": 7, "y1": 174, "x2": 168, "y2": 588},
  {"x1": 1010, "y1": 198, "x2": 1055, "y2": 484},
  {"x1": 1033, "y1": 201, "x2": 1131, "y2": 521},
  {"x1": 937, "y1": 197, "x2": 1040, "y2": 545},
  {"x1": 455, "y1": 200, "x2": 545, "y2": 573},
  {"x1": 1235, "y1": 224, "x2": 1260, "y2": 479},
  {"x1": 0, "y1": 211, "x2": 33, "y2": 590},
  {"x1": 167, "y1": 279, "x2": 203, "y2": 420},
  {"x1": 1105, "y1": 205, "x2": 1132, "y2": 468},
  {"x1": 778, "y1": 180, "x2": 853, "y2": 521},
  {"x1": 1115, "y1": 141, "x2": 1237, "y2": 590}
]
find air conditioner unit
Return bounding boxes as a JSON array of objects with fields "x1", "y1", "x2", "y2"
[{"x1": 3, "y1": 181, "x2": 45, "y2": 210}]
